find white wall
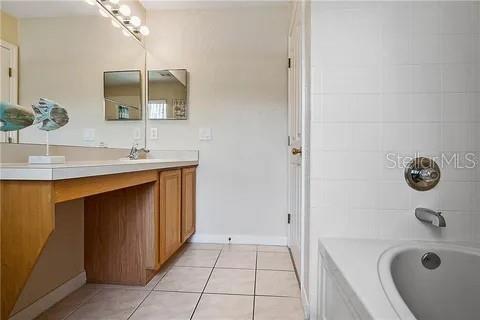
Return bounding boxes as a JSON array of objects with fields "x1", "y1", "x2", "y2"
[
  {"x1": 309, "y1": 1, "x2": 479, "y2": 317},
  {"x1": 145, "y1": 4, "x2": 290, "y2": 244},
  {"x1": 18, "y1": 16, "x2": 146, "y2": 148}
]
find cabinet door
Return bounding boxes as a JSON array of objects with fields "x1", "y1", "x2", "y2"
[
  {"x1": 159, "y1": 169, "x2": 182, "y2": 263},
  {"x1": 182, "y1": 167, "x2": 196, "y2": 242}
]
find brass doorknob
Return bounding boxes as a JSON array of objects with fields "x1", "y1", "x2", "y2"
[{"x1": 291, "y1": 147, "x2": 302, "y2": 155}]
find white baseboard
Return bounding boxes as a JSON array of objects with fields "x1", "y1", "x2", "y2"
[
  {"x1": 10, "y1": 271, "x2": 86, "y2": 320},
  {"x1": 189, "y1": 233, "x2": 287, "y2": 246}
]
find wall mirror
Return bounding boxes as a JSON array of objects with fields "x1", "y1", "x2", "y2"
[
  {"x1": 0, "y1": 0, "x2": 146, "y2": 148},
  {"x1": 148, "y1": 69, "x2": 188, "y2": 120},
  {"x1": 104, "y1": 71, "x2": 142, "y2": 121}
]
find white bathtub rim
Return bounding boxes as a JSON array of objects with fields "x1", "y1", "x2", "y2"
[{"x1": 377, "y1": 242, "x2": 480, "y2": 320}]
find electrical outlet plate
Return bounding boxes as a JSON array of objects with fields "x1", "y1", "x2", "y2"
[{"x1": 150, "y1": 128, "x2": 158, "y2": 140}]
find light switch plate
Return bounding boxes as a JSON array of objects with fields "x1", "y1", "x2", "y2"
[
  {"x1": 150, "y1": 128, "x2": 158, "y2": 140},
  {"x1": 83, "y1": 128, "x2": 95, "y2": 141},
  {"x1": 199, "y1": 128, "x2": 212, "y2": 141}
]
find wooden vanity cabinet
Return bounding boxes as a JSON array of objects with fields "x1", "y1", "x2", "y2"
[
  {"x1": 159, "y1": 169, "x2": 182, "y2": 264},
  {"x1": 158, "y1": 166, "x2": 197, "y2": 264},
  {"x1": 182, "y1": 167, "x2": 196, "y2": 242}
]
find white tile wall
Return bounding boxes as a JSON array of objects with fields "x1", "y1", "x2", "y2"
[{"x1": 310, "y1": 1, "x2": 480, "y2": 242}]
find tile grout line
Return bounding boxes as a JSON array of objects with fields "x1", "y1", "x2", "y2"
[
  {"x1": 188, "y1": 247, "x2": 223, "y2": 320},
  {"x1": 63, "y1": 287, "x2": 103, "y2": 319},
  {"x1": 126, "y1": 269, "x2": 170, "y2": 320},
  {"x1": 125, "y1": 262, "x2": 173, "y2": 319}
]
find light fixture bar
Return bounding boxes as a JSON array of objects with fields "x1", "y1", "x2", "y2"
[{"x1": 93, "y1": 0, "x2": 148, "y2": 44}]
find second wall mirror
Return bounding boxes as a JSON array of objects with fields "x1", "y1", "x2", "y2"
[
  {"x1": 104, "y1": 70, "x2": 143, "y2": 121},
  {"x1": 148, "y1": 69, "x2": 188, "y2": 120}
]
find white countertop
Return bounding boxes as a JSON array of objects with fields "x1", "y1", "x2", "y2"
[{"x1": 0, "y1": 159, "x2": 198, "y2": 180}]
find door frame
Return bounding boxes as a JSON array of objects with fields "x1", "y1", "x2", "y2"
[
  {"x1": 1, "y1": 40, "x2": 19, "y2": 143},
  {"x1": 287, "y1": 0, "x2": 310, "y2": 316}
]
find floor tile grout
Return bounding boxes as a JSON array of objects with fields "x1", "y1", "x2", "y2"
[
  {"x1": 63, "y1": 286, "x2": 103, "y2": 319},
  {"x1": 188, "y1": 247, "x2": 223, "y2": 320},
  {"x1": 50, "y1": 245, "x2": 297, "y2": 320}
]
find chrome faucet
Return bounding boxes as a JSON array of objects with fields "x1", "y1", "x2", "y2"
[
  {"x1": 415, "y1": 207, "x2": 446, "y2": 228},
  {"x1": 128, "y1": 143, "x2": 150, "y2": 160}
]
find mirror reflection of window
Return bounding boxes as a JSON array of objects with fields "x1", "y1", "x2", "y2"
[
  {"x1": 149, "y1": 100, "x2": 167, "y2": 119},
  {"x1": 104, "y1": 70, "x2": 142, "y2": 121},
  {"x1": 148, "y1": 70, "x2": 187, "y2": 120}
]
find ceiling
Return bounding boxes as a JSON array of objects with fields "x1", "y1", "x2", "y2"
[{"x1": 1, "y1": 0, "x2": 96, "y2": 18}]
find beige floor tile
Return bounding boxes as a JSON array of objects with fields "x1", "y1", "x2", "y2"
[
  {"x1": 154, "y1": 267, "x2": 211, "y2": 293},
  {"x1": 36, "y1": 286, "x2": 100, "y2": 320},
  {"x1": 174, "y1": 249, "x2": 219, "y2": 267},
  {"x1": 257, "y1": 252, "x2": 294, "y2": 271},
  {"x1": 257, "y1": 245, "x2": 289, "y2": 253},
  {"x1": 130, "y1": 292, "x2": 200, "y2": 320},
  {"x1": 256, "y1": 270, "x2": 300, "y2": 297},
  {"x1": 143, "y1": 270, "x2": 168, "y2": 291},
  {"x1": 67, "y1": 289, "x2": 148, "y2": 320},
  {"x1": 222, "y1": 244, "x2": 257, "y2": 252},
  {"x1": 215, "y1": 251, "x2": 256, "y2": 269},
  {"x1": 204, "y1": 268, "x2": 255, "y2": 295},
  {"x1": 184, "y1": 243, "x2": 225, "y2": 250},
  {"x1": 192, "y1": 294, "x2": 253, "y2": 320},
  {"x1": 254, "y1": 296, "x2": 304, "y2": 320}
]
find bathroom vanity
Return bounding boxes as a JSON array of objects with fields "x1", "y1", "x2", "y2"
[{"x1": 0, "y1": 159, "x2": 197, "y2": 318}]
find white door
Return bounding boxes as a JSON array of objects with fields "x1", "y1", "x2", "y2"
[
  {"x1": 1, "y1": 41, "x2": 18, "y2": 143},
  {"x1": 287, "y1": 5, "x2": 303, "y2": 274}
]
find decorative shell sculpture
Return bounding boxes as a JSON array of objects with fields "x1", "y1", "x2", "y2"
[{"x1": 0, "y1": 98, "x2": 69, "y2": 132}]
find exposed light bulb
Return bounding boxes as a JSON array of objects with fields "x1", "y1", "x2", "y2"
[
  {"x1": 84, "y1": 0, "x2": 95, "y2": 6},
  {"x1": 110, "y1": 0, "x2": 120, "y2": 4},
  {"x1": 122, "y1": 29, "x2": 131, "y2": 37},
  {"x1": 99, "y1": 7, "x2": 109, "y2": 18},
  {"x1": 139, "y1": 25, "x2": 150, "y2": 36},
  {"x1": 111, "y1": 19, "x2": 120, "y2": 28},
  {"x1": 130, "y1": 16, "x2": 141, "y2": 27},
  {"x1": 119, "y1": 4, "x2": 131, "y2": 17}
]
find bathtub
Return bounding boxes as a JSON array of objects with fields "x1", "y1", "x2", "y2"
[
  {"x1": 318, "y1": 239, "x2": 480, "y2": 320},
  {"x1": 379, "y1": 243, "x2": 480, "y2": 320}
]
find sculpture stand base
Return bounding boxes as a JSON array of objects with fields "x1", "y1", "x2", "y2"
[{"x1": 28, "y1": 155, "x2": 66, "y2": 164}]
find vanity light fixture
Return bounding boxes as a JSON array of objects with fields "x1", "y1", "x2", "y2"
[
  {"x1": 119, "y1": 4, "x2": 131, "y2": 17},
  {"x1": 98, "y1": 7, "x2": 110, "y2": 18},
  {"x1": 111, "y1": 19, "x2": 121, "y2": 28},
  {"x1": 139, "y1": 25, "x2": 150, "y2": 36},
  {"x1": 130, "y1": 16, "x2": 141, "y2": 27},
  {"x1": 91, "y1": 0, "x2": 150, "y2": 42}
]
